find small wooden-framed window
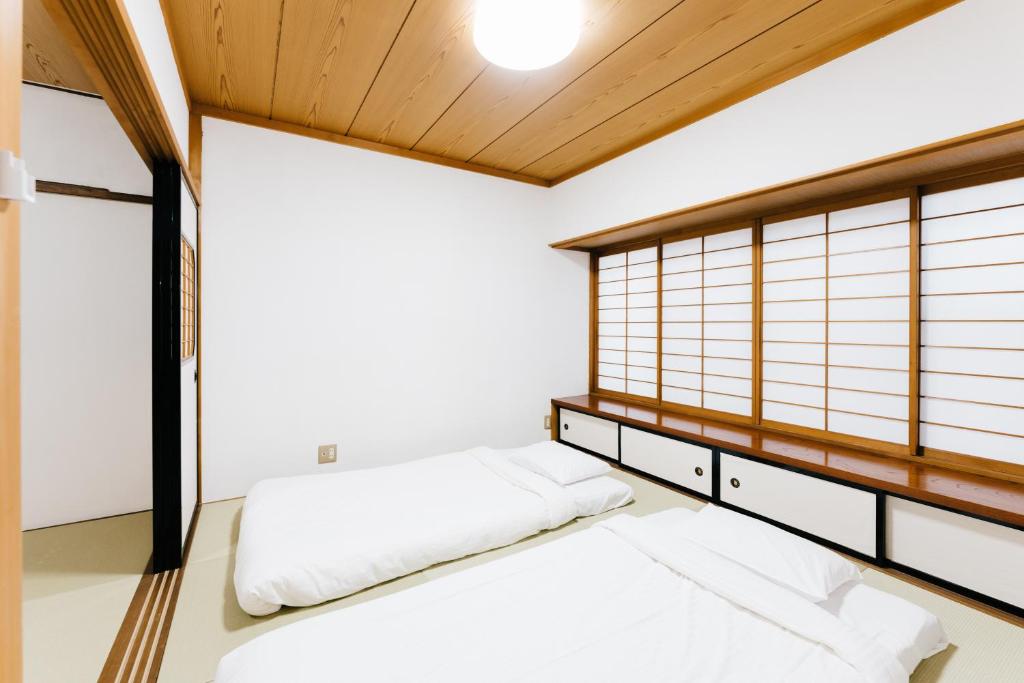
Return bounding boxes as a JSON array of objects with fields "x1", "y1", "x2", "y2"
[{"x1": 180, "y1": 236, "x2": 196, "y2": 360}]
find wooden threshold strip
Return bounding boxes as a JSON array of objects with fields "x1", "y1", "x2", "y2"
[{"x1": 36, "y1": 180, "x2": 152, "y2": 205}]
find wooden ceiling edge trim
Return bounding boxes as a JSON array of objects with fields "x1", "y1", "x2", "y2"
[
  {"x1": 544, "y1": 0, "x2": 962, "y2": 187},
  {"x1": 192, "y1": 105, "x2": 552, "y2": 188},
  {"x1": 40, "y1": 0, "x2": 199, "y2": 203},
  {"x1": 549, "y1": 118, "x2": 1024, "y2": 251}
]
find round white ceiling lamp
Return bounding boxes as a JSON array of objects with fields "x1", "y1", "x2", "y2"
[{"x1": 473, "y1": 0, "x2": 582, "y2": 71}]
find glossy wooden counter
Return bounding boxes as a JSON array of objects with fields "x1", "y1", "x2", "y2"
[{"x1": 553, "y1": 394, "x2": 1024, "y2": 528}]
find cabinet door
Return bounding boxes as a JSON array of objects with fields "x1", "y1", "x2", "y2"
[
  {"x1": 559, "y1": 409, "x2": 619, "y2": 460},
  {"x1": 620, "y1": 426, "x2": 712, "y2": 495}
]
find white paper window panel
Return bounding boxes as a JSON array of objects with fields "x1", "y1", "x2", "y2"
[
  {"x1": 663, "y1": 237, "x2": 702, "y2": 258},
  {"x1": 662, "y1": 254, "x2": 701, "y2": 274},
  {"x1": 764, "y1": 381, "x2": 825, "y2": 408},
  {"x1": 921, "y1": 372, "x2": 1024, "y2": 408},
  {"x1": 627, "y1": 365, "x2": 657, "y2": 383},
  {"x1": 763, "y1": 234, "x2": 826, "y2": 263},
  {"x1": 922, "y1": 204, "x2": 1024, "y2": 244},
  {"x1": 628, "y1": 337, "x2": 657, "y2": 353},
  {"x1": 703, "y1": 357, "x2": 752, "y2": 378},
  {"x1": 923, "y1": 234, "x2": 1024, "y2": 271},
  {"x1": 922, "y1": 396, "x2": 1023, "y2": 436},
  {"x1": 921, "y1": 263, "x2": 1024, "y2": 295},
  {"x1": 628, "y1": 261, "x2": 658, "y2": 280},
  {"x1": 763, "y1": 257, "x2": 825, "y2": 282},
  {"x1": 598, "y1": 336, "x2": 626, "y2": 351},
  {"x1": 763, "y1": 361, "x2": 826, "y2": 385},
  {"x1": 703, "y1": 284, "x2": 752, "y2": 304},
  {"x1": 598, "y1": 375, "x2": 626, "y2": 392},
  {"x1": 828, "y1": 222, "x2": 910, "y2": 255},
  {"x1": 627, "y1": 276, "x2": 658, "y2": 294},
  {"x1": 704, "y1": 245, "x2": 752, "y2": 269},
  {"x1": 763, "y1": 300, "x2": 826, "y2": 322},
  {"x1": 598, "y1": 362, "x2": 626, "y2": 379},
  {"x1": 627, "y1": 322, "x2": 657, "y2": 338},
  {"x1": 829, "y1": 366, "x2": 909, "y2": 395},
  {"x1": 921, "y1": 347, "x2": 1024, "y2": 379},
  {"x1": 921, "y1": 176, "x2": 1024, "y2": 219},
  {"x1": 763, "y1": 278, "x2": 826, "y2": 302},
  {"x1": 763, "y1": 322, "x2": 826, "y2": 343},
  {"x1": 829, "y1": 344, "x2": 909, "y2": 371},
  {"x1": 599, "y1": 349, "x2": 625, "y2": 364},
  {"x1": 663, "y1": 288, "x2": 701, "y2": 306},
  {"x1": 628, "y1": 380, "x2": 658, "y2": 398},
  {"x1": 628, "y1": 247, "x2": 657, "y2": 264},
  {"x1": 920, "y1": 423, "x2": 1024, "y2": 464},
  {"x1": 922, "y1": 321, "x2": 1024, "y2": 350},
  {"x1": 763, "y1": 214, "x2": 825, "y2": 242},
  {"x1": 828, "y1": 322, "x2": 909, "y2": 346},
  {"x1": 663, "y1": 386, "x2": 701, "y2": 407},
  {"x1": 706, "y1": 227, "x2": 753, "y2": 250},
  {"x1": 663, "y1": 305, "x2": 701, "y2": 322},
  {"x1": 704, "y1": 322, "x2": 752, "y2": 340},
  {"x1": 599, "y1": 252, "x2": 626, "y2": 269},
  {"x1": 922, "y1": 293, "x2": 1024, "y2": 321},
  {"x1": 703, "y1": 302, "x2": 752, "y2": 321},
  {"x1": 598, "y1": 280, "x2": 626, "y2": 296},
  {"x1": 628, "y1": 292, "x2": 657, "y2": 308},
  {"x1": 704, "y1": 392, "x2": 752, "y2": 416},
  {"x1": 598, "y1": 322, "x2": 625, "y2": 337},
  {"x1": 829, "y1": 247, "x2": 909, "y2": 277},
  {"x1": 763, "y1": 401, "x2": 825, "y2": 429},
  {"x1": 598, "y1": 294, "x2": 626, "y2": 309},
  {"x1": 599, "y1": 308, "x2": 626, "y2": 323},
  {"x1": 829, "y1": 388, "x2": 909, "y2": 420},
  {"x1": 829, "y1": 297, "x2": 909, "y2": 322},
  {"x1": 704, "y1": 340, "x2": 752, "y2": 359},
  {"x1": 663, "y1": 271, "x2": 701, "y2": 290},
  {"x1": 626, "y1": 351, "x2": 657, "y2": 368},
  {"x1": 628, "y1": 307, "x2": 657, "y2": 323},
  {"x1": 829, "y1": 272, "x2": 909, "y2": 299},
  {"x1": 763, "y1": 342, "x2": 826, "y2": 365},
  {"x1": 829, "y1": 199, "x2": 909, "y2": 231},
  {"x1": 828, "y1": 411, "x2": 908, "y2": 444},
  {"x1": 703, "y1": 374, "x2": 752, "y2": 398},
  {"x1": 663, "y1": 338, "x2": 701, "y2": 355},
  {"x1": 704, "y1": 264, "x2": 752, "y2": 287},
  {"x1": 598, "y1": 265, "x2": 626, "y2": 282},
  {"x1": 663, "y1": 322, "x2": 701, "y2": 339},
  {"x1": 662, "y1": 370, "x2": 701, "y2": 390},
  {"x1": 662, "y1": 354, "x2": 701, "y2": 372}
]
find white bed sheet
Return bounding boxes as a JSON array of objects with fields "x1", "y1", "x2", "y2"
[
  {"x1": 216, "y1": 508, "x2": 941, "y2": 683},
  {"x1": 234, "y1": 446, "x2": 631, "y2": 615}
]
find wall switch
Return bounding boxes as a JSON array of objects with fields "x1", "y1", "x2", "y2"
[
  {"x1": 544, "y1": 415, "x2": 551, "y2": 430},
  {"x1": 318, "y1": 444, "x2": 337, "y2": 464}
]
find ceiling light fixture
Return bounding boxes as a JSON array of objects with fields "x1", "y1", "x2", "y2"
[{"x1": 473, "y1": 0, "x2": 582, "y2": 71}]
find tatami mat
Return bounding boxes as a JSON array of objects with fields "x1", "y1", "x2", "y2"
[
  {"x1": 159, "y1": 471, "x2": 1024, "y2": 682},
  {"x1": 22, "y1": 511, "x2": 151, "y2": 683}
]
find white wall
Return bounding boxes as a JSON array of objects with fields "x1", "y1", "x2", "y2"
[
  {"x1": 200, "y1": 117, "x2": 588, "y2": 502},
  {"x1": 549, "y1": 0, "x2": 1024, "y2": 241},
  {"x1": 20, "y1": 84, "x2": 152, "y2": 529}
]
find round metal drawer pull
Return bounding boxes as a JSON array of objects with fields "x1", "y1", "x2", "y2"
[
  {"x1": 694, "y1": 466, "x2": 704, "y2": 477},
  {"x1": 563, "y1": 424, "x2": 569, "y2": 430},
  {"x1": 730, "y1": 477, "x2": 741, "y2": 488}
]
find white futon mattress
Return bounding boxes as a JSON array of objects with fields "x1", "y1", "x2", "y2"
[{"x1": 234, "y1": 446, "x2": 631, "y2": 615}]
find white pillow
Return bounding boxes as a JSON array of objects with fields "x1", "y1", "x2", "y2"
[
  {"x1": 566, "y1": 475, "x2": 633, "y2": 516},
  {"x1": 508, "y1": 441, "x2": 611, "y2": 486},
  {"x1": 679, "y1": 505, "x2": 861, "y2": 602}
]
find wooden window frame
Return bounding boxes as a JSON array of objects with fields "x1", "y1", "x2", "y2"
[{"x1": 180, "y1": 235, "x2": 196, "y2": 361}]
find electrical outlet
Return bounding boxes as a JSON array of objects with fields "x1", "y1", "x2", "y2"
[
  {"x1": 544, "y1": 415, "x2": 551, "y2": 430},
  {"x1": 318, "y1": 444, "x2": 337, "y2": 464}
]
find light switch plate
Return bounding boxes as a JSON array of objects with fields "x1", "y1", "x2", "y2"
[
  {"x1": 318, "y1": 444, "x2": 337, "y2": 464},
  {"x1": 544, "y1": 415, "x2": 551, "y2": 430}
]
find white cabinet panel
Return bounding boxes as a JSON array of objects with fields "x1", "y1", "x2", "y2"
[
  {"x1": 720, "y1": 454, "x2": 877, "y2": 556},
  {"x1": 887, "y1": 497, "x2": 1024, "y2": 608},
  {"x1": 620, "y1": 426, "x2": 712, "y2": 495}
]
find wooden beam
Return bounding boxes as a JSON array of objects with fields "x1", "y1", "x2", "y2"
[
  {"x1": 0, "y1": 1, "x2": 23, "y2": 680},
  {"x1": 36, "y1": 179, "x2": 152, "y2": 204},
  {"x1": 192, "y1": 104, "x2": 553, "y2": 189}
]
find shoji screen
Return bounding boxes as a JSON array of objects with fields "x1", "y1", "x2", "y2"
[
  {"x1": 597, "y1": 245, "x2": 658, "y2": 398},
  {"x1": 920, "y1": 177, "x2": 1024, "y2": 465},
  {"x1": 661, "y1": 226, "x2": 754, "y2": 418},
  {"x1": 761, "y1": 198, "x2": 911, "y2": 447}
]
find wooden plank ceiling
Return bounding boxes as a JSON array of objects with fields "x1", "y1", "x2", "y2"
[{"x1": 22, "y1": 0, "x2": 95, "y2": 94}]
